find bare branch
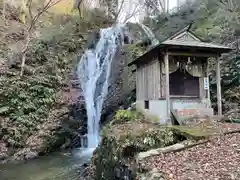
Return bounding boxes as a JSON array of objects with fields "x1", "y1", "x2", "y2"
[
  {"x1": 28, "y1": 0, "x2": 62, "y2": 31},
  {"x1": 142, "y1": 0, "x2": 167, "y2": 15},
  {"x1": 114, "y1": 0, "x2": 125, "y2": 21},
  {"x1": 76, "y1": 0, "x2": 84, "y2": 19},
  {"x1": 122, "y1": 2, "x2": 141, "y2": 23},
  {"x1": 20, "y1": 0, "x2": 63, "y2": 76}
]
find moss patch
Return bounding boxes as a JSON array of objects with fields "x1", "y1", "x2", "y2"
[
  {"x1": 169, "y1": 125, "x2": 220, "y2": 141},
  {"x1": 93, "y1": 110, "x2": 179, "y2": 180}
]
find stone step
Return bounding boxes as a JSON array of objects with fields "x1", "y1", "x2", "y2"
[{"x1": 171, "y1": 107, "x2": 214, "y2": 125}]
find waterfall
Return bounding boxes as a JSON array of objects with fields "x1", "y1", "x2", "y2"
[
  {"x1": 77, "y1": 25, "x2": 127, "y2": 149},
  {"x1": 139, "y1": 24, "x2": 159, "y2": 46},
  {"x1": 77, "y1": 22, "x2": 158, "y2": 150}
]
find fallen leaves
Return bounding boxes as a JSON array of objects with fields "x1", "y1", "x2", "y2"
[{"x1": 142, "y1": 123, "x2": 240, "y2": 180}]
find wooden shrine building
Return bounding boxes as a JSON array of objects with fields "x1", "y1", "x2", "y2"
[{"x1": 128, "y1": 24, "x2": 233, "y2": 124}]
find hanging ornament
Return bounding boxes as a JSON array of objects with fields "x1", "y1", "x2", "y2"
[{"x1": 187, "y1": 57, "x2": 192, "y2": 64}]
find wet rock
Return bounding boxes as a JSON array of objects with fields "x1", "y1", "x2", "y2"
[
  {"x1": 124, "y1": 35, "x2": 130, "y2": 44},
  {"x1": 12, "y1": 148, "x2": 36, "y2": 161},
  {"x1": 86, "y1": 30, "x2": 101, "y2": 49},
  {"x1": 25, "y1": 151, "x2": 39, "y2": 160},
  {"x1": 115, "y1": 164, "x2": 135, "y2": 180},
  {"x1": 127, "y1": 102, "x2": 136, "y2": 111},
  {"x1": 82, "y1": 163, "x2": 89, "y2": 168},
  {"x1": 101, "y1": 46, "x2": 136, "y2": 124}
]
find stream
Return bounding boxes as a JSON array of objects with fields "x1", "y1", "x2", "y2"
[{"x1": 0, "y1": 148, "x2": 93, "y2": 180}]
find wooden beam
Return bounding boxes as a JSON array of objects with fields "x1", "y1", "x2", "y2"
[
  {"x1": 216, "y1": 57, "x2": 222, "y2": 116},
  {"x1": 164, "y1": 52, "x2": 170, "y2": 123},
  {"x1": 168, "y1": 52, "x2": 218, "y2": 57}
]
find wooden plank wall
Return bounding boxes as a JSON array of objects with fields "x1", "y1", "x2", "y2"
[
  {"x1": 199, "y1": 77, "x2": 207, "y2": 99},
  {"x1": 136, "y1": 60, "x2": 161, "y2": 100}
]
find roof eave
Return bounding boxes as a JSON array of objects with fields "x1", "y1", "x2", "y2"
[
  {"x1": 128, "y1": 44, "x2": 163, "y2": 66},
  {"x1": 128, "y1": 44, "x2": 234, "y2": 66}
]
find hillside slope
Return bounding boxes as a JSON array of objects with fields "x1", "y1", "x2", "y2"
[{"x1": 0, "y1": 2, "x2": 112, "y2": 162}]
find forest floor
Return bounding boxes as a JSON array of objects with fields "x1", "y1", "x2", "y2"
[{"x1": 142, "y1": 123, "x2": 240, "y2": 180}]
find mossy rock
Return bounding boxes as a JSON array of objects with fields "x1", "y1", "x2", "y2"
[
  {"x1": 110, "y1": 110, "x2": 142, "y2": 125},
  {"x1": 85, "y1": 30, "x2": 101, "y2": 49},
  {"x1": 169, "y1": 125, "x2": 220, "y2": 141},
  {"x1": 93, "y1": 121, "x2": 179, "y2": 180}
]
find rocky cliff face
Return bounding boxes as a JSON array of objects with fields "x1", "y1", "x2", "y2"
[
  {"x1": 100, "y1": 23, "x2": 153, "y2": 123},
  {"x1": 101, "y1": 45, "x2": 136, "y2": 123}
]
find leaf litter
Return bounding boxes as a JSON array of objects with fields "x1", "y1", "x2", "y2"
[{"x1": 141, "y1": 123, "x2": 240, "y2": 180}]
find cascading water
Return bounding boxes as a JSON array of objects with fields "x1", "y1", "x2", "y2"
[
  {"x1": 77, "y1": 25, "x2": 127, "y2": 149},
  {"x1": 77, "y1": 21, "x2": 158, "y2": 151},
  {"x1": 139, "y1": 24, "x2": 159, "y2": 46}
]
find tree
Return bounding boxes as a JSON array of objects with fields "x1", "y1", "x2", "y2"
[
  {"x1": 18, "y1": 0, "x2": 63, "y2": 76},
  {"x1": 95, "y1": 0, "x2": 142, "y2": 22},
  {"x1": 219, "y1": 0, "x2": 240, "y2": 25},
  {"x1": 142, "y1": 0, "x2": 169, "y2": 16},
  {"x1": 117, "y1": 0, "x2": 143, "y2": 23}
]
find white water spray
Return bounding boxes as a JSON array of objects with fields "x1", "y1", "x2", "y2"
[
  {"x1": 139, "y1": 24, "x2": 159, "y2": 46},
  {"x1": 77, "y1": 25, "x2": 127, "y2": 149},
  {"x1": 77, "y1": 22, "x2": 158, "y2": 151}
]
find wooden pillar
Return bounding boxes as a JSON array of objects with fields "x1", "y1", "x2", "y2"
[
  {"x1": 206, "y1": 59, "x2": 211, "y2": 108},
  {"x1": 164, "y1": 52, "x2": 170, "y2": 122},
  {"x1": 216, "y1": 56, "x2": 222, "y2": 116}
]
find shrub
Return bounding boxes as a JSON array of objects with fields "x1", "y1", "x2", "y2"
[{"x1": 114, "y1": 110, "x2": 141, "y2": 124}]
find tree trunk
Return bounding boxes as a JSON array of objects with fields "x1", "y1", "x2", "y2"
[
  {"x1": 137, "y1": 140, "x2": 209, "y2": 161},
  {"x1": 77, "y1": 0, "x2": 84, "y2": 19},
  {"x1": 20, "y1": 33, "x2": 30, "y2": 76},
  {"x1": 20, "y1": 0, "x2": 27, "y2": 24}
]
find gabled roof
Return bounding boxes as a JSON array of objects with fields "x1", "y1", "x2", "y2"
[
  {"x1": 161, "y1": 39, "x2": 232, "y2": 50},
  {"x1": 128, "y1": 24, "x2": 233, "y2": 66},
  {"x1": 166, "y1": 23, "x2": 202, "y2": 41},
  {"x1": 162, "y1": 23, "x2": 231, "y2": 50}
]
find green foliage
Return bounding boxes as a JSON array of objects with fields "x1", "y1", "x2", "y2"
[
  {"x1": 114, "y1": 110, "x2": 141, "y2": 124},
  {"x1": 170, "y1": 125, "x2": 218, "y2": 141},
  {"x1": 125, "y1": 44, "x2": 146, "y2": 60},
  {"x1": 221, "y1": 55, "x2": 240, "y2": 89},
  {"x1": 211, "y1": 55, "x2": 240, "y2": 112},
  {"x1": 94, "y1": 122, "x2": 178, "y2": 180},
  {"x1": 144, "y1": 0, "x2": 239, "y2": 42}
]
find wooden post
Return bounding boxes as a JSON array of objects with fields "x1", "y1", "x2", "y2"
[
  {"x1": 164, "y1": 52, "x2": 170, "y2": 123},
  {"x1": 206, "y1": 59, "x2": 211, "y2": 108},
  {"x1": 216, "y1": 56, "x2": 222, "y2": 116},
  {"x1": 159, "y1": 59, "x2": 163, "y2": 98}
]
